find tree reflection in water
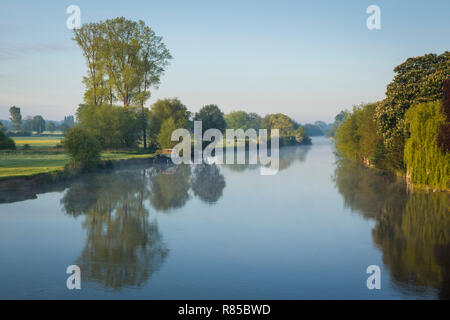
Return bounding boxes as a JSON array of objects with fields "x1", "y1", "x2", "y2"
[
  {"x1": 191, "y1": 164, "x2": 226, "y2": 204},
  {"x1": 334, "y1": 160, "x2": 450, "y2": 299},
  {"x1": 223, "y1": 145, "x2": 311, "y2": 172},
  {"x1": 60, "y1": 162, "x2": 227, "y2": 290},
  {"x1": 61, "y1": 170, "x2": 168, "y2": 290}
]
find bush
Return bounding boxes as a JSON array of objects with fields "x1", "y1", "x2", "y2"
[
  {"x1": 76, "y1": 104, "x2": 140, "y2": 148},
  {"x1": 404, "y1": 101, "x2": 449, "y2": 190},
  {"x1": 157, "y1": 117, "x2": 178, "y2": 149},
  {"x1": 22, "y1": 144, "x2": 30, "y2": 150},
  {"x1": 0, "y1": 131, "x2": 16, "y2": 150},
  {"x1": 63, "y1": 126, "x2": 101, "y2": 169}
]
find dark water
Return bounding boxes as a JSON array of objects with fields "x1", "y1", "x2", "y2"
[{"x1": 0, "y1": 137, "x2": 448, "y2": 299}]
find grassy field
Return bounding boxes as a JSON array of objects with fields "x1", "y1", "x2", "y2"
[
  {"x1": 0, "y1": 136, "x2": 155, "y2": 178},
  {"x1": 13, "y1": 136, "x2": 63, "y2": 149}
]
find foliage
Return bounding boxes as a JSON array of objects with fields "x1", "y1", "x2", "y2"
[
  {"x1": 0, "y1": 121, "x2": 6, "y2": 133},
  {"x1": 193, "y1": 104, "x2": 226, "y2": 134},
  {"x1": 77, "y1": 104, "x2": 140, "y2": 148},
  {"x1": 0, "y1": 130, "x2": 16, "y2": 150},
  {"x1": 325, "y1": 110, "x2": 348, "y2": 137},
  {"x1": 148, "y1": 98, "x2": 190, "y2": 145},
  {"x1": 22, "y1": 116, "x2": 33, "y2": 135},
  {"x1": 335, "y1": 103, "x2": 383, "y2": 166},
  {"x1": 73, "y1": 17, "x2": 172, "y2": 107},
  {"x1": 404, "y1": 101, "x2": 449, "y2": 190},
  {"x1": 375, "y1": 51, "x2": 450, "y2": 169},
  {"x1": 437, "y1": 78, "x2": 450, "y2": 153},
  {"x1": 9, "y1": 106, "x2": 22, "y2": 131},
  {"x1": 261, "y1": 113, "x2": 311, "y2": 145},
  {"x1": 303, "y1": 123, "x2": 323, "y2": 136},
  {"x1": 32, "y1": 115, "x2": 46, "y2": 134},
  {"x1": 261, "y1": 113, "x2": 296, "y2": 137},
  {"x1": 157, "y1": 117, "x2": 178, "y2": 148},
  {"x1": 294, "y1": 126, "x2": 311, "y2": 144},
  {"x1": 47, "y1": 122, "x2": 56, "y2": 132},
  {"x1": 63, "y1": 126, "x2": 101, "y2": 169},
  {"x1": 225, "y1": 111, "x2": 262, "y2": 130}
]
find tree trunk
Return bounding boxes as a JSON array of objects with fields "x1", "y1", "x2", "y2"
[{"x1": 141, "y1": 105, "x2": 147, "y2": 149}]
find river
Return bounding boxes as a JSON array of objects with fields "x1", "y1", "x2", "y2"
[{"x1": 0, "y1": 137, "x2": 448, "y2": 299}]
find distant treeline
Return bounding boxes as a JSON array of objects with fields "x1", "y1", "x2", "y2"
[
  {"x1": 1, "y1": 108, "x2": 75, "y2": 136},
  {"x1": 332, "y1": 52, "x2": 449, "y2": 190}
]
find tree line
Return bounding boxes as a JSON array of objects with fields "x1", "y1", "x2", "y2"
[
  {"x1": 64, "y1": 17, "x2": 312, "y2": 168},
  {"x1": 2, "y1": 106, "x2": 75, "y2": 136},
  {"x1": 333, "y1": 52, "x2": 449, "y2": 190}
]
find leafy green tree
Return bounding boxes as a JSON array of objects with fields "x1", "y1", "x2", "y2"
[
  {"x1": 261, "y1": 113, "x2": 297, "y2": 137},
  {"x1": 63, "y1": 126, "x2": 101, "y2": 169},
  {"x1": 247, "y1": 112, "x2": 262, "y2": 130},
  {"x1": 64, "y1": 116, "x2": 75, "y2": 127},
  {"x1": 375, "y1": 51, "x2": 450, "y2": 170},
  {"x1": 437, "y1": 78, "x2": 450, "y2": 153},
  {"x1": 22, "y1": 116, "x2": 32, "y2": 135},
  {"x1": 193, "y1": 104, "x2": 226, "y2": 134},
  {"x1": 157, "y1": 117, "x2": 177, "y2": 148},
  {"x1": 294, "y1": 126, "x2": 311, "y2": 144},
  {"x1": 325, "y1": 110, "x2": 348, "y2": 137},
  {"x1": 60, "y1": 123, "x2": 69, "y2": 134},
  {"x1": 77, "y1": 104, "x2": 140, "y2": 148},
  {"x1": 0, "y1": 121, "x2": 6, "y2": 133},
  {"x1": 404, "y1": 101, "x2": 449, "y2": 190},
  {"x1": 47, "y1": 121, "x2": 56, "y2": 132},
  {"x1": 73, "y1": 22, "x2": 110, "y2": 106},
  {"x1": 0, "y1": 130, "x2": 15, "y2": 150},
  {"x1": 9, "y1": 106, "x2": 22, "y2": 131},
  {"x1": 225, "y1": 111, "x2": 262, "y2": 131},
  {"x1": 31, "y1": 115, "x2": 46, "y2": 134},
  {"x1": 148, "y1": 98, "x2": 190, "y2": 145},
  {"x1": 335, "y1": 103, "x2": 381, "y2": 166},
  {"x1": 74, "y1": 18, "x2": 172, "y2": 148},
  {"x1": 74, "y1": 18, "x2": 172, "y2": 105}
]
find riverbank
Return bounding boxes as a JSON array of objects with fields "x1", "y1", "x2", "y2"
[
  {"x1": 0, "y1": 152, "x2": 174, "y2": 203},
  {"x1": 0, "y1": 149, "x2": 157, "y2": 180}
]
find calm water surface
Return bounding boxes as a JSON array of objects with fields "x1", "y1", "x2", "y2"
[{"x1": 0, "y1": 137, "x2": 448, "y2": 299}]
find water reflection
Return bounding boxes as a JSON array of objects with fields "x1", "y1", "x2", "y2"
[
  {"x1": 60, "y1": 162, "x2": 228, "y2": 290},
  {"x1": 191, "y1": 164, "x2": 226, "y2": 204},
  {"x1": 222, "y1": 145, "x2": 311, "y2": 172},
  {"x1": 334, "y1": 160, "x2": 450, "y2": 299},
  {"x1": 62, "y1": 170, "x2": 168, "y2": 290}
]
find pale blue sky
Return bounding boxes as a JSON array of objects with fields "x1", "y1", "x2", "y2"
[{"x1": 0, "y1": 0, "x2": 449, "y2": 123}]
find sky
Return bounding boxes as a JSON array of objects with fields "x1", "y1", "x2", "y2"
[{"x1": 0, "y1": 0, "x2": 449, "y2": 123}]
